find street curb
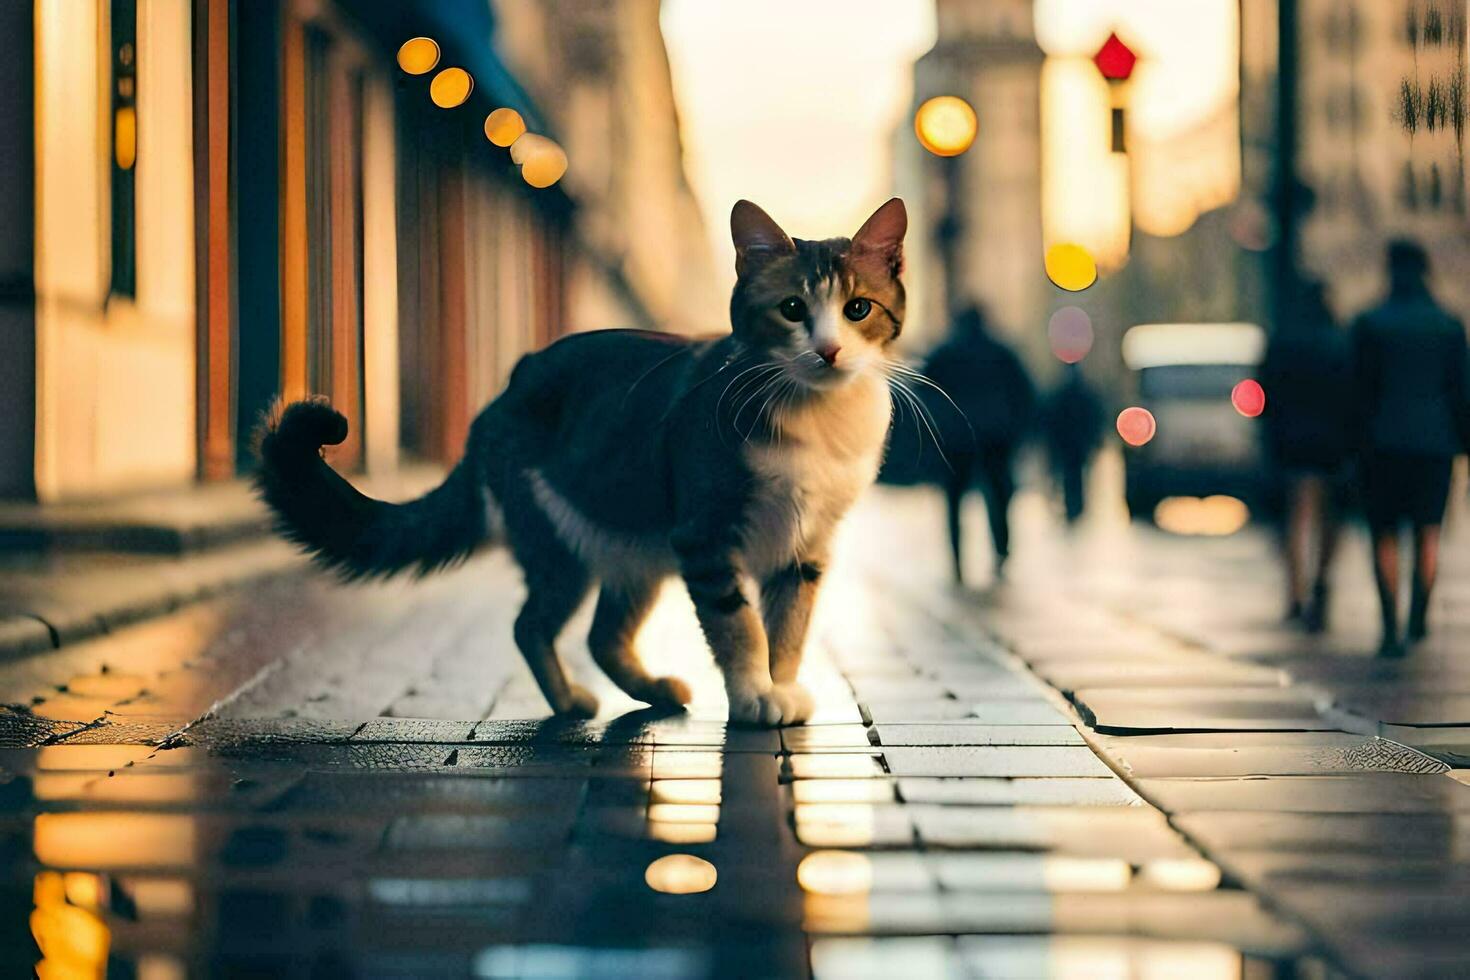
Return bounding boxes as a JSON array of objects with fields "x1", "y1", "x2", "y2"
[{"x1": 0, "y1": 540, "x2": 307, "y2": 662}]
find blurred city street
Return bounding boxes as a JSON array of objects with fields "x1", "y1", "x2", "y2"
[
  {"x1": 4, "y1": 477, "x2": 1470, "y2": 977},
  {"x1": 7, "y1": 0, "x2": 1470, "y2": 976}
]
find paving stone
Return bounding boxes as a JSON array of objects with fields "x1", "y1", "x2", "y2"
[
  {"x1": 874, "y1": 723, "x2": 1084, "y2": 747},
  {"x1": 1035, "y1": 661, "x2": 1288, "y2": 690},
  {"x1": 1096, "y1": 732, "x2": 1449, "y2": 777},
  {"x1": 1174, "y1": 811, "x2": 1470, "y2": 858},
  {"x1": 881, "y1": 745, "x2": 1114, "y2": 778},
  {"x1": 787, "y1": 753, "x2": 886, "y2": 779},
  {"x1": 908, "y1": 805, "x2": 1197, "y2": 860},
  {"x1": 1332, "y1": 694, "x2": 1470, "y2": 727},
  {"x1": 1071, "y1": 687, "x2": 1333, "y2": 733},
  {"x1": 956, "y1": 936, "x2": 1294, "y2": 979},
  {"x1": 1136, "y1": 773, "x2": 1470, "y2": 814},
  {"x1": 896, "y1": 777, "x2": 1142, "y2": 807}
]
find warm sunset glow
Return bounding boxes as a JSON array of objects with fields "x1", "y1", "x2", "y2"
[
  {"x1": 1037, "y1": 0, "x2": 1239, "y2": 250},
  {"x1": 429, "y1": 67, "x2": 473, "y2": 109},
  {"x1": 1116, "y1": 406, "x2": 1156, "y2": 447},
  {"x1": 1045, "y1": 243, "x2": 1098, "y2": 292},
  {"x1": 645, "y1": 854, "x2": 718, "y2": 894},
  {"x1": 661, "y1": 0, "x2": 936, "y2": 281},
  {"x1": 1231, "y1": 378, "x2": 1265, "y2": 417},
  {"x1": 396, "y1": 37, "x2": 441, "y2": 76},
  {"x1": 483, "y1": 108, "x2": 526, "y2": 147},
  {"x1": 914, "y1": 95, "x2": 977, "y2": 157}
]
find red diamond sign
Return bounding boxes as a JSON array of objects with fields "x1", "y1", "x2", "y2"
[{"x1": 1094, "y1": 32, "x2": 1138, "y2": 82}]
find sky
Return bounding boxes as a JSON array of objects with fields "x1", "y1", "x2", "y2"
[{"x1": 660, "y1": 0, "x2": 937, "y2": 286}]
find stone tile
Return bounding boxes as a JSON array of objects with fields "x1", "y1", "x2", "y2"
[
  {"x1": 810, "y1": 937, "x2": 960, "y2": 980},
  {"x1": 956, "y1": 936, "x2": 1285, "y2": 978},
  {"x1": 782, "y1": 724, "x2": 875, "y2": 752},
  {"x1": 1333, "y1": 694, "x2": 1470, "y2": 727},
  {"x1": 792, "y1": 802, "x2": 916, "y2": 847},
  {"x1": 1137, "y1": 773, "x2": 1470, "y2": 814},
  {"x1": 1174, "y1": 811, "x2": 1470, "y2": 858},
  {"x1": 881, "y1": 745, "x2": 1114, "y2": 778},
  {"x1": 1071, "y1": 687, "x2": 1332, "y2": 733},
  {"x1": 1096, "y1": 732, "x2": 1449, "y2": 777},
  {"x1": 874, "y1": 723, "x2": 1084, "y2": 747},
  {"x1": 896, "y1": 777, "x2": 1142, "y2": 807},
  {"x1": 788, "y1": 753, "x2": 886, "y2": 779},
  {"x1": 1035, "y1": 661, "x2": 1288, "y2": 690},
  {"x1": 350, "y1": 718, "x2": 480, "y2": 743},
  {"x1": 790, "y1": 779, "x2": 899, "y2": 804},
  {"x1": 909, "y1": 805, "x2": 1197, "y2": 860}
]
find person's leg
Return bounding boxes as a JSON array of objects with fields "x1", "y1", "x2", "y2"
[
  {"x1": 1283, "y1": 475, "x2": 1315, "y2": 620},
  {"x1": 1408, "y1": 524, "x2": 1441, "y2": 642},
  {"x1": 944, "y1": 456, "x2": 971, "y2": 585},
  {"x1": 1062, "y1": 455, "x2": 1085, "y2": 524},
  {"x1": 1306, "y1": 475, "x2": 1344, "y2": 633},
  {"x1": 978, "y1": 446, "x2": 1014, "y2": 571},
  {"x1": 1373, "y1": 527, "x2": 1403, "y2": 656}
]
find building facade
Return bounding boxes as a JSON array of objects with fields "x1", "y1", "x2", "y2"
[{"x1": 1, "y1": 0, "x2": 712, "y2": 503}]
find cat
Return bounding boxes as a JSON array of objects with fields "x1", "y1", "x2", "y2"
[{"x1": 256, "y1": 198, "x2": 906, "y2": 726}]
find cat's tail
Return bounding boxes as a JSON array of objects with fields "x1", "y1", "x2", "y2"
[{"x1": 254, "y1": 398, "x2": 490, "y2": 580}]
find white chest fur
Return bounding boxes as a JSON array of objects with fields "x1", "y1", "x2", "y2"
[{"x1": 741, "y1": 374, "x2": 892, "y2": 577}]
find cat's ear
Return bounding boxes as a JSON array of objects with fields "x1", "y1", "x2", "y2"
[
  {"x1": 731, "y1": 200, "x2": 794, "y2": 274},
  {"x1": 851, "y1": 198, "x2": 907, "y2": 274}
]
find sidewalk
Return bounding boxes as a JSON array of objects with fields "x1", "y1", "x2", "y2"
[
  {"x1": 0, "y1": 467, "x2": 444, "y2": 661},
  {"x1": 6, "y1": 482, "x2": 1434, "y2": 977}
]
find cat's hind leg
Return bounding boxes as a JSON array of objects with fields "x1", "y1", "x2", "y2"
[
  {"x1": 588, "y1": 581, "x2": 691, "y2": 709},
  {"x1": 513, "y1": 558, "x2": 597, "y2": 719}
]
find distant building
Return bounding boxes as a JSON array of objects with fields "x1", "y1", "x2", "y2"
[
  {"x1": 897, "y1": 0, "x2": 1045, "y2": 355},
  {"x1": 0, "y1": 0, "x2": 712, "y2": 503},
  {"x1": 1288, "y1": 0, "x2": 1470, "y2": 318}
]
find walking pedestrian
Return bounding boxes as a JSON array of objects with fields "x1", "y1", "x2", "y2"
[
  {"x1": 1259, "y1": 279, "x2": 1353, "y2": 631},
  {"x1": 1352, "y1": 240, "x2": 1469, "y2": 656},
  {"x1": 1041, "y1": 363, "x2": 1105, "y2": 524},
  {"x1": 922, "y1": 305, "x2": 1037, "y2": 584}
]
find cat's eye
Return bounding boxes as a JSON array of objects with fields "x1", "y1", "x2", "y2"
[
  {"x1": 778, "y1": 297, "x2": 808, "y2": 322},
  {"x1": 844, "y1": 298, "x2": 873, "y2": 322}
]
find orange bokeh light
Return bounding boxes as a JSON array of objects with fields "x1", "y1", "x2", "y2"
[
  {"x1": 1117, "y1": 406, "x2": 1157, "y2": 446},
  {"x1": 1231, "y1": 379, "x2": 1265, "y2": 417}
]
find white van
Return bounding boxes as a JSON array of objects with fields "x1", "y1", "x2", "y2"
[{"x1": 1120, "y1": 322, "x2": 1267, "y2": 519}]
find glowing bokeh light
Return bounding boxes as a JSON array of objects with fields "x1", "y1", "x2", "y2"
[
  {"x1": 644, "y1": 854, "x2": 718, "y2": 894},
  {"x1": 1048, "y1": 306, "x2": 1094, "y2": 363},
  {"x1": 483, "y1": 108, "x2": 527, "y2": 147},
  {"x1": 1045, "y1": 243, "x2": 1098, "y2": 292},
  {"x1": 1153, "y1": 496, "x2": 1250, "y2": 537},
  {"x1": 797, "y1": 851, "x2": 874, "y2": 896},
  {"x1": 1116, "y1": 406, "x2": 1156, "y2": 446},
  {"x1": 512, "y1": 134, "x2": 569, "y2": 189},
  {"x1": 914, "y1": 95, "x2": 978, "y2": 157},
  {"x1": 114, "y1": 107, "x2": 136, "y2": 170},
  {"x1": 396, "y1": 37, "x2": 441, "y2": 76},
  {"x1": 1231, "y1": 378, "x2": 1265, "y2": 417},
  {"x1": 429, "y1": 67, "x2": 473, "y2": 109}
]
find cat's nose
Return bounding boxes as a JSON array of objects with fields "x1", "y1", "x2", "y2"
[{"x1": 816, "y1": 342, "x2": 842, "y2": 366}]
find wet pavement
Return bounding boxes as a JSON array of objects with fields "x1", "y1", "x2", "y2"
[{"x1": 2, "y1": 480, "x2": 1468, "y2": 977}]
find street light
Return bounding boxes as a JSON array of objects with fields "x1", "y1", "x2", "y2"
[
  {"x1": 396, "y1": 37, "x2": 440, "y2": 76},
  {"x1": 429, "y1": 67, "x2": 474, "y2": 109},
  {"x1": 914, "y1": 96, "x2": 978, "y2": 157}
]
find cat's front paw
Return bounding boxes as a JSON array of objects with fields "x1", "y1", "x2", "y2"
[
  {"x1": 555, "y1": 684, "x2": 599, "y2": 719},
  {"x1": 647, "y1": 676, "x2": 693, "y2": 708},
  {"x1": 727, "y1": 680, "x2": 811, "y2": 727}
]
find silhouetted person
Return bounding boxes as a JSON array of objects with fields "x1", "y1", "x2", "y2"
[
  {"x1": 1259, "y1": 279, "x2": 1353, "y2": 632},
  {"x1": 1041, "y1": 363, "x2": 1105, "y2": 524},
  {"x1": 1352, "y1": 240, "x2": 1468, "y2": 656},
  {"x1": 922, "y1": 305, "x2": 1036, "y2": 583}
]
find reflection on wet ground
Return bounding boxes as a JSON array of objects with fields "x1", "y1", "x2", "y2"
[{"x1": 5, "y1": 486, "x2": 1465, "y2": 976}]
